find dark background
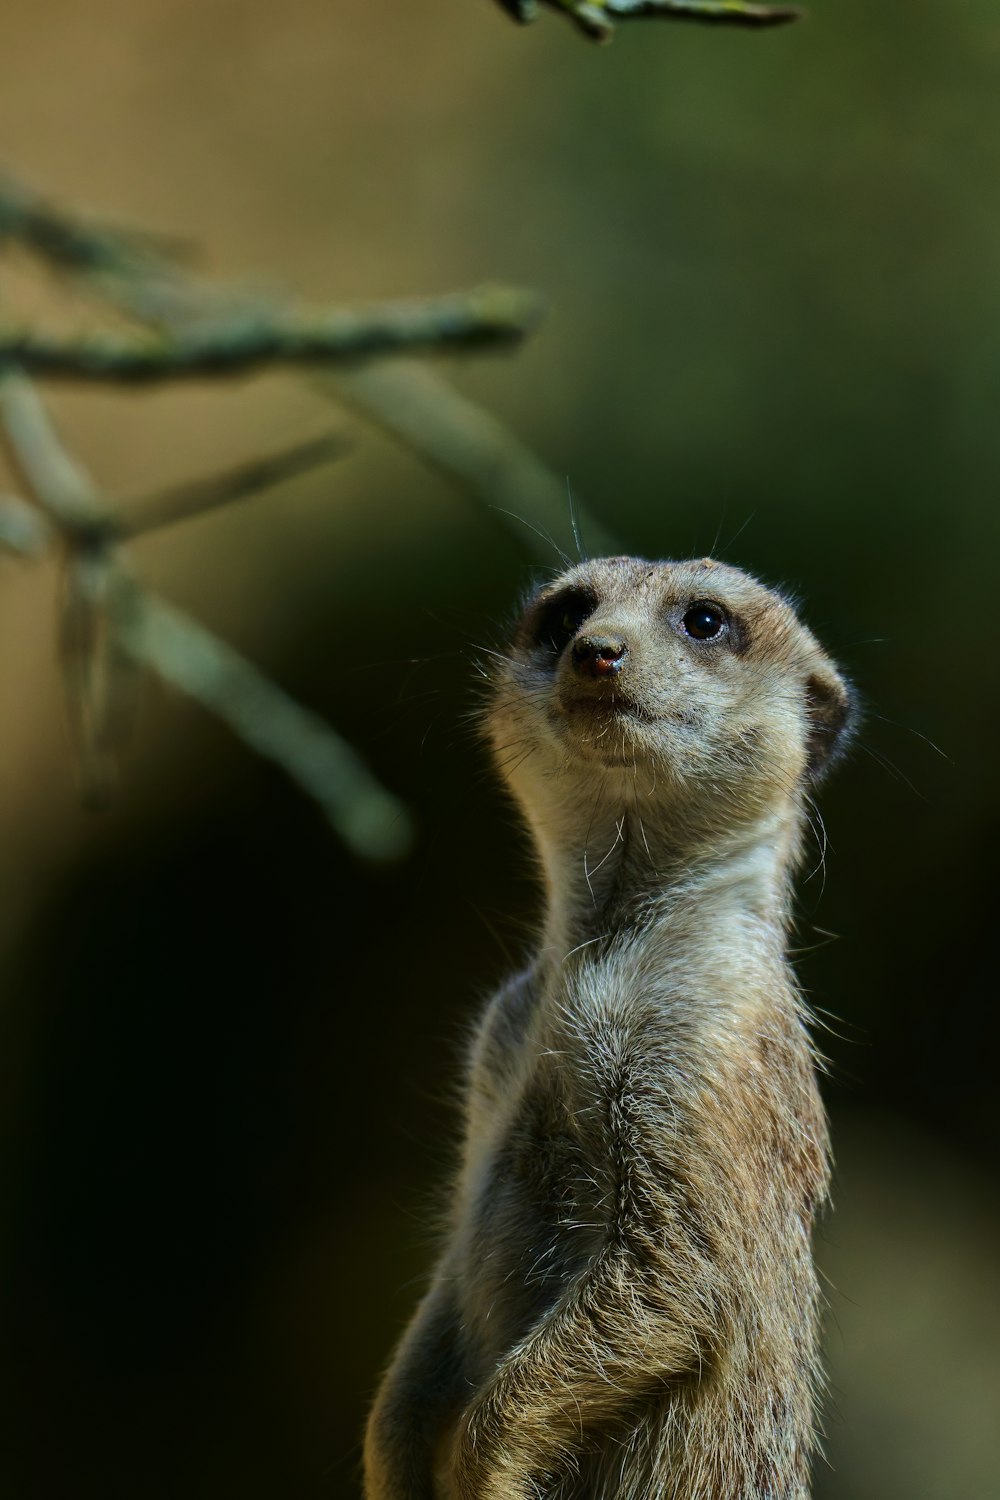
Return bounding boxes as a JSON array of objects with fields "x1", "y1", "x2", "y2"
[{"x1": 1, "y1": 1, "x2": 998, "y2": 1496}]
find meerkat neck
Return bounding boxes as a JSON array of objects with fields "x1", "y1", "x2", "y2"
[{"x1": 530, "y1": 796, "x2": 803, "y2": 964}]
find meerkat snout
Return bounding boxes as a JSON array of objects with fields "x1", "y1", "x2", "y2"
[{"x1": 570, "y1": 632, "x2": 628, "y2": 677}]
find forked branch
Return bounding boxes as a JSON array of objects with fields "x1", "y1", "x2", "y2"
[{"x1": 0, "y1": 370, "x2": 412, "y2": 860}]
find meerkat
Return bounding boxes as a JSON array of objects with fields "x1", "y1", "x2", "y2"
[{"x1": 364, "y1": 555, "x2": 854, "y2": 1500}]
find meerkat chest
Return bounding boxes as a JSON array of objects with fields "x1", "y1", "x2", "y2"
[
  {"x1": 454, "y1": 949, "x2": 681, "y2": 1369},
  {"x1": 455, "y1": 1068, "x2": 605, "y2": 1375},
  {"x1": 455, "y1": 980, "x2": 628, "y2": 1370}
]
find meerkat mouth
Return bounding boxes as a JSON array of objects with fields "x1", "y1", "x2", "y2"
[
  {"x1": 556, "y1": 691, "x2": 661, "y2": 726},
  {"x1": 548, "y1": 696, "x2": 662, "y2": 768}
]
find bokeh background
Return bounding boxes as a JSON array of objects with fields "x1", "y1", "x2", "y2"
[{"x1": 1, "y1": 1, "x2": 999, "y2": 1496}]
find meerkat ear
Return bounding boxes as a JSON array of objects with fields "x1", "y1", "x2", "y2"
[{"x1": 804, "y1": 664, "x2": 855, "y2": 781}]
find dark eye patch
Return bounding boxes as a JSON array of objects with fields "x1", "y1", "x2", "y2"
[{"x1": 532, "y1": 588, "x2": 597, "y2": 655}]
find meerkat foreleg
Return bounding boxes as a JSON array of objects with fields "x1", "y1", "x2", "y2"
[
  {"x1": 364, "y1": 1274, "x2": 467, "y2": 1500},
  {"x1": 449, "y1": 1232, "x2": 719, "y2": 1500}
]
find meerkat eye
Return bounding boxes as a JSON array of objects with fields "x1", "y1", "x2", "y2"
[
  {"x1": 534, "y1": 589, "x2": 597, "y2": 654},
  {"x1": 682, "y1": 602, "x2": 727, "y2": 641}
]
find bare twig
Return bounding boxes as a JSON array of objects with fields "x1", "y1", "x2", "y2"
[
  {"x1": 492, "y1": 0, "x2": 801, "y2": 42},
  {"x1": 0, "y1": 370, "x2": 104, "y2": 531},
  {"x1": 121, "y1": 593, "x2": 413, "y2": 861},
  {"x1": 0, "y1": 492, "x2": 51, "y2": 557},
  {"x1": 0, "y1": 285, "x2": 544, "y2": 382},
  {"x1": 58, "y1": 543, "x2": 144, "y2": 805},
  {"x1": 0, "y1": 370, "x2": 413, "y2": 858},
  {"x1": 322, "y1": 362, "x2": 619, "y2": 565},
  {"x1": 0, "y1": 171, "x2": 180, "y2": 274},
  {"x1": 117, "y1": 431, "x2": 352, "y2": 540}
]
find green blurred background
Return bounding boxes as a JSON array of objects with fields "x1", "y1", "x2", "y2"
[{"x1": 1, "y1": 0, "x2": 998, "y2": 1495}]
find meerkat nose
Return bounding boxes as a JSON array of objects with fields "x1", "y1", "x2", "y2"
[{"x1": 572, "y1": 633, "x2": 628, "y2": 679}]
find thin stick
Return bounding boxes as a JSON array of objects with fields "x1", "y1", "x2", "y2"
[
  {"x1": 323, "y1": 362, "x2": 620, "y2": 565},
  {"x1": 0, "y1": 171, "x2": 181, "y2": 273},
  {"x1": 0, "y1": 371, "x2": 104, "y2": 529},
  {"x1": 0, "y1": 492, "x2": 51, "y2": 556},
  {"x1": 118, "y1": 430, "x2": 352, "y2": 540},
  {"x1": 121, "y1": 593, "x2": 414, "y2": 861},
  {"x1": 0, "y1": 284, "x2": 544, "y2": 382}
]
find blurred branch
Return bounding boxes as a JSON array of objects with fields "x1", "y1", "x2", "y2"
[
  {"x1": 117, "y1": 431, "x2": 352, "y2": 540},
  {"x1": 0, "y1": 369, "x2": 105, "y2": 530},
  {"x1": 0, "y1": 368, "x2": 150, "y2": 799},
  {"x1": 492, "y1": 0, "x2": 801, "y2": 42},
  {"x1": 58, "y1": 543, "x2": 144, "y2": 806},
  {"x1": 122, "y1": 595, "x2": 413, "y2": 861},
  {"x1": 0, "y1": 492, "x2": 51, "y2": 557},
  {"x1": 0, "y1": 171, "x2": 185, "y2": 274},
  {"x1": 323, "y1": 362, "x2": 619, "y2": 565},
  {"x1": 0, "y1": 285, "x2": 544, "y2": 382},
  {"x1": 2, "y1": 168, "x2": 602, "y2": 564},
  {"x1": 0, "y1": 166, "x2": 595, "y2": 848},
  {"x1": 0, "y1": 369, "x2": 413, "y2": 859}
]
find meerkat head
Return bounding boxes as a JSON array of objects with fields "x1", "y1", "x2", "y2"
[{"x1": 487, "y1": 556, "x2": 854, "y2": 853}]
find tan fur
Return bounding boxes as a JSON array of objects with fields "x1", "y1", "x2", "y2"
[{"x1": 364, "y1": 557, "x2": 853, "y2": 1500}]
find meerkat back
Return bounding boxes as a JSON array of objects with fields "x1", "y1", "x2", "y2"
[{"x1": 364, "y1": 556, "x2": 853, "y2": 1500}]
